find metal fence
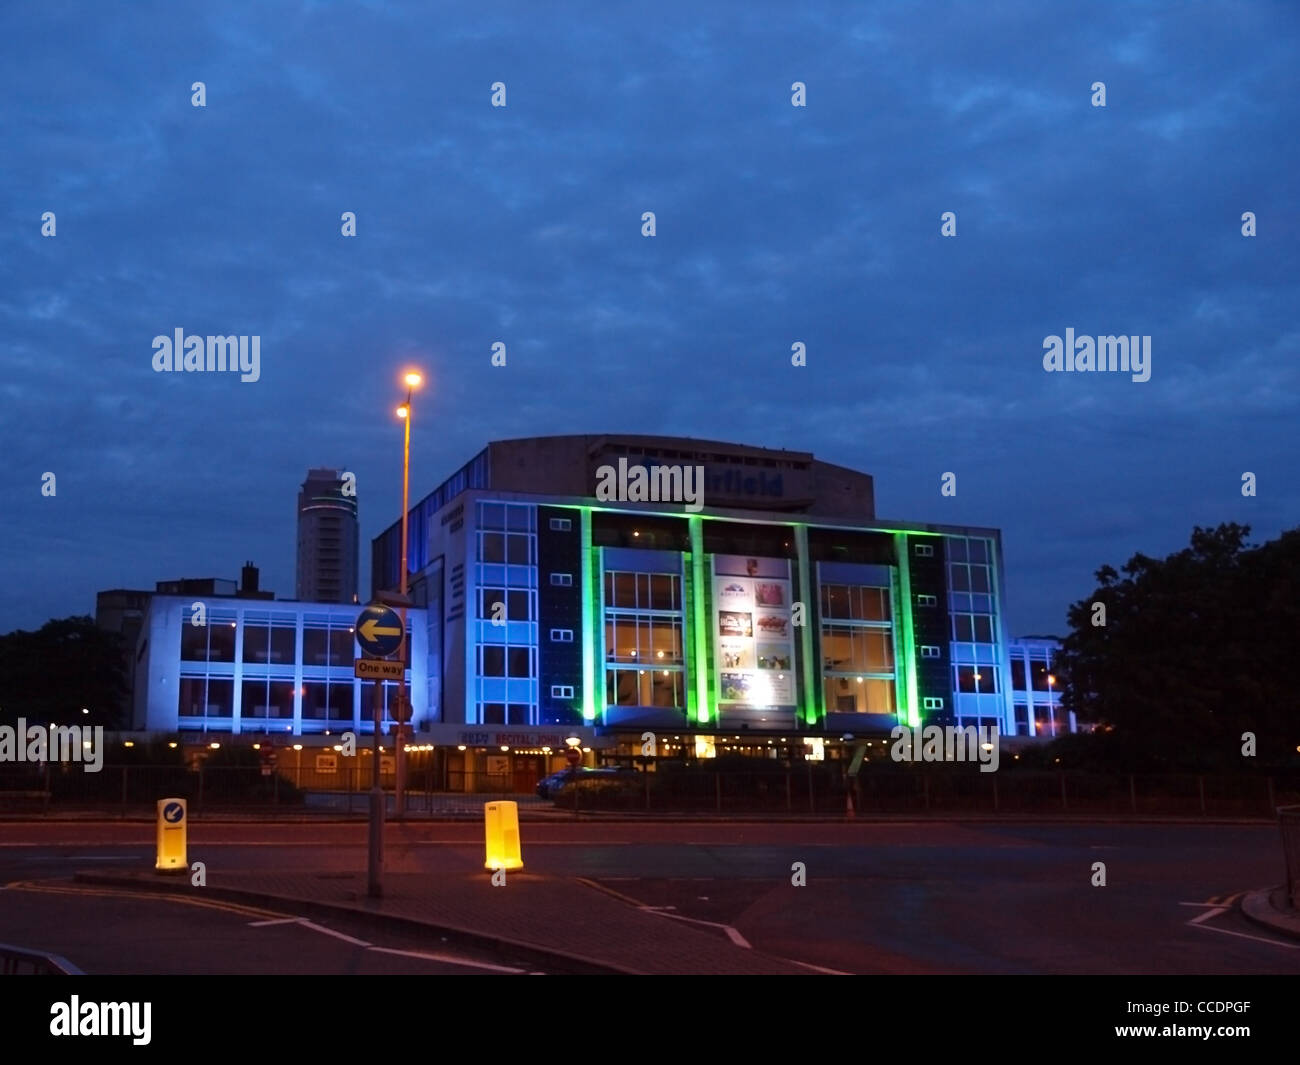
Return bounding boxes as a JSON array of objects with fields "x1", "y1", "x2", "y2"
[
  {"x1": 0, "y1": 941, "x2": 82, "y2": 975},
  {"x1": 1280, "y1": 805, "x2": 1300, "y2": 909},
  {"x1": 547, "y1": 768, "x2": 1295, "y2": 817},
  {"x1": 0, "y1": 763, "x2": 1295, "y2": 818}
]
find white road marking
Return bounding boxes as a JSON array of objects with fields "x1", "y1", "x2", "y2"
[
  {"x1": 294, "y1": 920, "x2": 372, "y2": 947},
  {"x1": 247, "y1": 918, "x2": 532, "y2": 970},
  {"x1": 1181, "y1": 902, "x2": 1300, "y2": 949},
  {"x1": 1189, "y1": 922, "x2": 1300, "y2": 949},
  {"x1": 785, "y1": 957, "x2": 852, "y2": 976},
  {"x1": 638, "y1": 905, "x2": 752, "y2": 949},
  {"x1": 368, "y1": 946, "x2": 525, "y2": 974}
]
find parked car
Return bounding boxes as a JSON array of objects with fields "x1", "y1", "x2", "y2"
[{"x1": 536, "y1": 765, "x2": 638, "y2": 799}]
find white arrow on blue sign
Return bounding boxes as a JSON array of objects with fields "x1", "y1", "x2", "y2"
[
  {"x1": 355, "y1": 604, "x2": 404, "y2": 657},
  {"x1": 163, "y1": 802, "x2": 184, "y2": 824}
]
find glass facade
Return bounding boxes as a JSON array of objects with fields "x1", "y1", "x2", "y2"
[
  {"x1": 819, "y1": 582, "x2": 897, "y2": 714},
  {"x1": 169, "y1": 602, "x2": 413, "y2": 735},
  {"x1": 472, "y1": 501, "x2": 538, "y2": 725},
  {"x1": 604, "y1": 570, "x2": 686, "y2": 709},
  {"x1": 944, "y1": 535, "x2": 1004, "y2": 726}
]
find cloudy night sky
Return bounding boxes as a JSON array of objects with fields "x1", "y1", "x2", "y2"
[{"x1": 1, "y1": 1, "x2": 1296, "y2": 636}]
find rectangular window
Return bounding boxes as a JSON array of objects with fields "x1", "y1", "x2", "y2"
[
  {"x1": 480, "y1": 533, "x2": 505, "y2": 563},
  {"x1": 914, "y1": 543, "x2": 934, "y2": 557},
  {"x1": 550, "y1": 572, "x2": 573, "y2": 587},
  {"x1": 1011, "y1": 659, "x2": 1027, "y2": 690},
  {"x1": 956, "y1": 665, "x2": 998, "y2": 694},
  {"x1": 549, "y1": 517, "x2": 572, "y2": 532},
  {"x1": 507, "y1": 646, "x2": 531, "y2": 677},
  {"x1": 822, "y1": 675, "x2": 896, "y2": 714},
  {"x1": 916, "y1": 594, "x2": 937, "y2": 607},
  {"x1": 550, "y1": 684, "x2": 574, "y2": 699},
  {"x1": 506, "y1": 534, "x2": 531, "y2": 565},
  {"x1": 605, "y1": 668, "x2": 685, "y2": 709},
  {"x1": 507, "y1": 589, "x2": 531, "y2": 621},
  {"x1": 550, "y1": 628, "x2": 574, "y2": 642},
  {"x1": 481, "y1": 646, "x2": 505, "y2": 677},
  {"x1": 1031, "y1": 663, "x2": 1053, "y2": 691},
  {"x1": 920, "y1": 645, "x2": 941, "y2": 659},
  {"x1": 303, "y1": 627, "x2": 329, "y2": 665}
]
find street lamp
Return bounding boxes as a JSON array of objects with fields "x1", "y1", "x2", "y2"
[{"x1": 395, "y1": 370, "x2": 422, "y2": 818}]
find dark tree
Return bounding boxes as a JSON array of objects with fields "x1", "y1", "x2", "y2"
[
  {"x1": 1056, "y1": 523, "x2": 1300, "y2": 769},
  {"x1": 0, "y1": 616, "x2": 129, "y2": 728}
]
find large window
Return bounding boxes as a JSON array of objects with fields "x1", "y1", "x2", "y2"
[
  {"x1": 479, "y1": 588, "x2": 533, "y2": 622},
  {"x1": 821, "y1": 625, "x2": 893, "y2": 674},
  {"x1": 243, "y1": 620, "x2": 296, "y2": 664},
  {"x1": 178, "y1": 677, "x2": 234, "y2": 719},
  {"x1": 1011, "y1": 659, "x2": 1027, "y2": 690},
  {"x1": 303, "y1": 622, "x2": 357, "y2": 666},
  {"x1": 955, "y1": 665, "x2": 999, "y2": 694},
  {"x1": 820, "y1": 584, "x2": 890, "y2": 622},
  {"x1": 603, "y1": 570, "x2": 685, "y2": 709},
  {"x1": 819, "y1": 581, "x2": 896, "y2": 714},
  {"x1": 241, "y1": 679, "x2": 297, "y2": 720},
  {"x1": 606, "y1": 668, "x2": 685, "y2": 709},
  {"x1": 952, "y1": 613, "x2": 995, "y2": 643},
  {"x1": 181, "y1": 617, "x2": 237, "y2": 662},
  {"x1": 301, "y1": 681, "x2": 355, "y2": 722},
  {"x1": 605, "y1": 572, "x2": 679, "y2": 612},
  {"x1": 604, "y1": 616, "x2": 683, "y2": 664}
]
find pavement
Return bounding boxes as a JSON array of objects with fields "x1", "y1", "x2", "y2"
[
  {"x1": 73, "y1": 866, "x2": 822, "y2": 975},
  {"x1": 1241, "y1": 886, "x2": 1300, "y2": 941}
]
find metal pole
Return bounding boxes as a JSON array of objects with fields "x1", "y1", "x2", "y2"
[
  {"x1": 395, "y1": 392, "x2": 413, "y2": 820},
  {"x1": 367, "y1": 681, "x2": 384, "y2": 898}
]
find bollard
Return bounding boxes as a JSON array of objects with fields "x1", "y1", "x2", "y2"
[
  {"x1": 155, "y1": 798, "x2": 187, "y2": 874},
  {"x1": 484, "y1": 801, "x2": 523, "y2": 870}
]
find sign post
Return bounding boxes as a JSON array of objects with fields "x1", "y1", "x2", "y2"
[
  {"x1": 355, "y1": 603, "x2": 403, "y2": 899},
  {"x1": 155, "y1": 798, "x2": 187, "y2": 874}
]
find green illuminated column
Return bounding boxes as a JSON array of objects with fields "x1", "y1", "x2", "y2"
[
  {"x1": 580, "y1": 508, "x2": 597, "y2": 722},
  {"x1": 793, "y1": 524, "x2": 819, "y2": 726},
  {"x1": 688, "y1": 515, "x2": 711, "y2": 725},
  {"x1": 893, "y1": 533, "x2": 920, "y2": 727}
]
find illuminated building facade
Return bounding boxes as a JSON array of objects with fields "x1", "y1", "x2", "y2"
[{"x1": 372, "y1": 435, "x2": 1018, "y2": 747}]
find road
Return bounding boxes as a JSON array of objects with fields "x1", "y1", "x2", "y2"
[{"x1": 1, "y1": 820, "x2": 1296, "y2": 974}]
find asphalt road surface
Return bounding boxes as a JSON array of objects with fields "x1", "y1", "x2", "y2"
[{"x1": 1, "y1": 820, "x2": 1296, "y2": 974}]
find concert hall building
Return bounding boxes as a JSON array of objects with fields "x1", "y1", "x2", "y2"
[{"x1": 370, "y1": 434, "x2": 1020, "y2": 762}]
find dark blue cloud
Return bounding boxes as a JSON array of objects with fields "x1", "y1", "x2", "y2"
[{"x1": 1, "y1": 0, "x2": 1297, "y2": 635}]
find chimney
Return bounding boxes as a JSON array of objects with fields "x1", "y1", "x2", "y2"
[{"x1": 240, "y1": 561, "x2": 259, "y2": 594}]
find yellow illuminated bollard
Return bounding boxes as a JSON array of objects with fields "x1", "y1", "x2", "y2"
[
  {"x1": 156, "y1": 797, "x2": 187, "y2": 873},
  {"x1": 483, "y1": 801, "x2": 523, "y2": 871}
]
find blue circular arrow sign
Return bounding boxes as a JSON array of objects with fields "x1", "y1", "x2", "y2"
[
  {"x1": 355, "y1": 604, "x2": 404, "y2": 657},
  {"x1": 163, "y1": 802, "x2": 184, "y2": 823}
]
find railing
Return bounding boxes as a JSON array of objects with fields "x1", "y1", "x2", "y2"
[
  {"x1": 1279, "y1": 806, "x2": 1300, "y2": 909},
  {"x1": 0, "y1": 942, "x2": 82, "y2": 975},
  {"x1": 1, "y1": 764, "x2": 1296, "y2": 818}
]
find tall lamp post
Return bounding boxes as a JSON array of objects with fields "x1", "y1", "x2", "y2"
[{"x1": 394, "y1": 370, "x2": 422, "y2": 818}]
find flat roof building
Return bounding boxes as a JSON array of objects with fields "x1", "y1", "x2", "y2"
[{"x1": 371, "y1": 435, "x2": 1018, "y2": 753}]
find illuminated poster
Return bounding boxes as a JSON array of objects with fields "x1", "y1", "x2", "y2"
[{"x1": 713, "y1": 555, "x2": 795, "y2": 706}]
